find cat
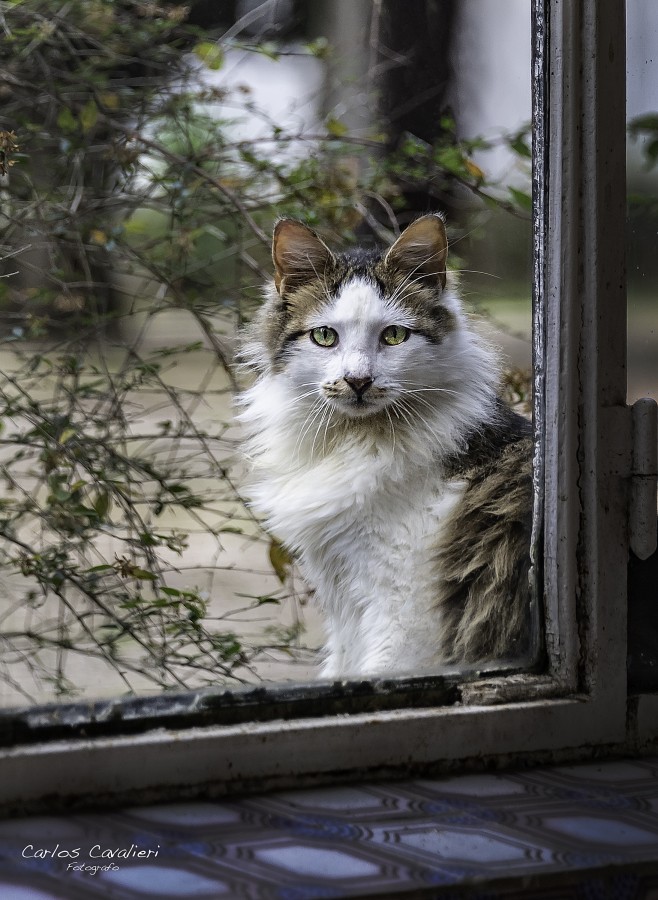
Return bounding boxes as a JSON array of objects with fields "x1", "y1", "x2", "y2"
[{"x1": 239, "y1": 214, "x2": 533, "y2": 679}]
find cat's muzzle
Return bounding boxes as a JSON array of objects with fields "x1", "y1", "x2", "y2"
[{"x1": 344, "y1": 376, "x2": 373, "y2": 399}]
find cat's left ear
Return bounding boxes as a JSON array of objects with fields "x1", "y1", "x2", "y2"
[{"x1": 384, "y1": 214, "x2": 448, "y2": 289}]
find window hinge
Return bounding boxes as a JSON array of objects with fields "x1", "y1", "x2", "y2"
[{"x1": 630, "y1": 397, "x2": 658, "y2": 560}]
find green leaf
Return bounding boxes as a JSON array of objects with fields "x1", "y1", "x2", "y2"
[
  {"x1": 194, "y1": 41, "x2": 224, "y2": 70},
  {"x1": 645, "y1": 139, "x2": 658, "y2": 167},
  {"x1": 434, "y1": 145, "x2": 465, "y2": 175},
  {"x1": 628, "y1": 113, "x2": 658, "y2": 135},
  {"x1": 269, "y1": 538, "x2": 292, "y2": 584},
  {"x1": 93, "y1": 491, "x2": 111, "y2": 519},
  {"x1": 508, "y1": 186, "x2": 532, "y2": 212},
  {"x1": 132, "y1": 568, "x2": 156, "y2": 581},
  {"x1": 305, "y1": 37, "x2": 329, "y2": 59},
  {"x1": 57, "y1": 107, "x2": 76, "y2": 133},
  {"x1": 80, "y1": 100, "x2": 98, "y2": 133},
  {"x1": 509, "y1": 134, "x2": 532, "y2": 159},
  {"x1": 257, "y1": 41, "x2": 280, "y2": 60},
  {"x1": 326, "y1": 117, "x2": 348, "y2": 137}
]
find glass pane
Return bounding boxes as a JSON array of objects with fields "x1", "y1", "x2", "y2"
[
  {"x1": 0, "y1": 0, "x2": 535, "y2": 710},
  {"x1": 626, "y1": 0, "x2": 658, "y2": 693},
  {"x1": 627, "y1": 1, "x2": 658, "y2": 406}
]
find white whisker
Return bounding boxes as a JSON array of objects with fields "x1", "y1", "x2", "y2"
[
  {"x1": 395, "y1": 396, "x2": 449, "y2": 453},
  {"x1": 398, "y1": 393, "x2": 437, "y2": 413},
  {"x1": 285, "y1": 388, "x2": 321, "y2": 407},
  {"x1": 310, "y1": 405, "x2": 331, "y2": 460},
  {"x1": 397, "y1": 385, "x2": 459, "y2": 397},
  {"x1": 385, "y1": 406, "x2": 396, "y2": 454},
  {"x1": 295, "y1": 398, "x2": 326, "y2": 460},
  {"x1": 321, "y1": 408, "x2": 333, "y2": 456},
  {"x1": 391, "y1": 400, "x2": 414, "y2": 430}
]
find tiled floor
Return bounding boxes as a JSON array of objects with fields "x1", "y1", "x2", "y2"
[{"x1": 1, "y1": 757, "x2": 658, "y2": 898}]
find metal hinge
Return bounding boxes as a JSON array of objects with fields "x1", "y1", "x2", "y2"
[{"x1": 630, "y1": 397, "x2": 658, "y2": 560}]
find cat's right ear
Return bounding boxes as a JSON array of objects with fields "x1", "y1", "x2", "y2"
[{"x1": 272, "y1": 219, "x2": 334, "y2": 295}]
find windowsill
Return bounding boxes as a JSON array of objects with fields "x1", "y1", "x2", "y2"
[{"x1": 0, "y1": 661, "x2": 543, "y2": 748}]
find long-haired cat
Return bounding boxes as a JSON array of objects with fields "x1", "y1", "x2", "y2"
[{"x1": 239, "y1": 214, "x2": 533, "y2": 678}]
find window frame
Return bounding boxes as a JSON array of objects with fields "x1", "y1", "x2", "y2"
[{"x1": 1, "y1": 0, "x2": 653, "y2": 814}]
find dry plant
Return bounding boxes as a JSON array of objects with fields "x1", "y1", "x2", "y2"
[{"x1": 0, "y1": 1, "x2": 533, "y2": 702}]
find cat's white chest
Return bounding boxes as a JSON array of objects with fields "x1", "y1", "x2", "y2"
[{"x1": 250, "y1": 440, "x2": 466, "y2": 678}]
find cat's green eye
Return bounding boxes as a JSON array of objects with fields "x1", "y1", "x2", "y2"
[
  {"x1": 310, "y1": 326, "x2": 338, "y2": 347},
  {"x1": 381, "y1": 325, "x2": 410, "y2": 346}
]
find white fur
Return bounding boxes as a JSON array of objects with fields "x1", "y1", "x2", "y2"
[{"x1": 239, "y1": 276, "x2": 500, "y2": 678}]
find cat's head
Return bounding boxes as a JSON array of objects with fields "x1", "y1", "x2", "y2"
[{"x1": 247, "y1": 214, "x2": 495, "y2": 423}]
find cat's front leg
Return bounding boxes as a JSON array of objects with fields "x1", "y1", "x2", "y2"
[
  {"x1": 317, "y1": 611, "x2": 359, "y2": 680},
  {"x1": 354, "y1": 595, "x2": 445, "y2": 677}
]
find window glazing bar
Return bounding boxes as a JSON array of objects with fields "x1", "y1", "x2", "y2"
[{"x1": 541, "y1": 0, "x2": 629, "y2": 700}]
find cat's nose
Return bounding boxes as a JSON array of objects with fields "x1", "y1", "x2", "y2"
[{"x1": 344, "y1": 376, "x2": 373, "y2": 398}]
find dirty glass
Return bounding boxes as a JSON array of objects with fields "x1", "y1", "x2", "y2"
[
  {"x1": 626, "y1": 0, "x2": 658, "y2": 693},
  {"x1": 627, "y1": 1, "x2": 658, "y2": 409},
  {"x1": 0, "y1": 0, "x2": 537, "y2": 726}
]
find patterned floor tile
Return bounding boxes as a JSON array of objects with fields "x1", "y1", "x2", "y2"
[{"x1": 1, "y1": 756, "x2": 658, "y2": 898}]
